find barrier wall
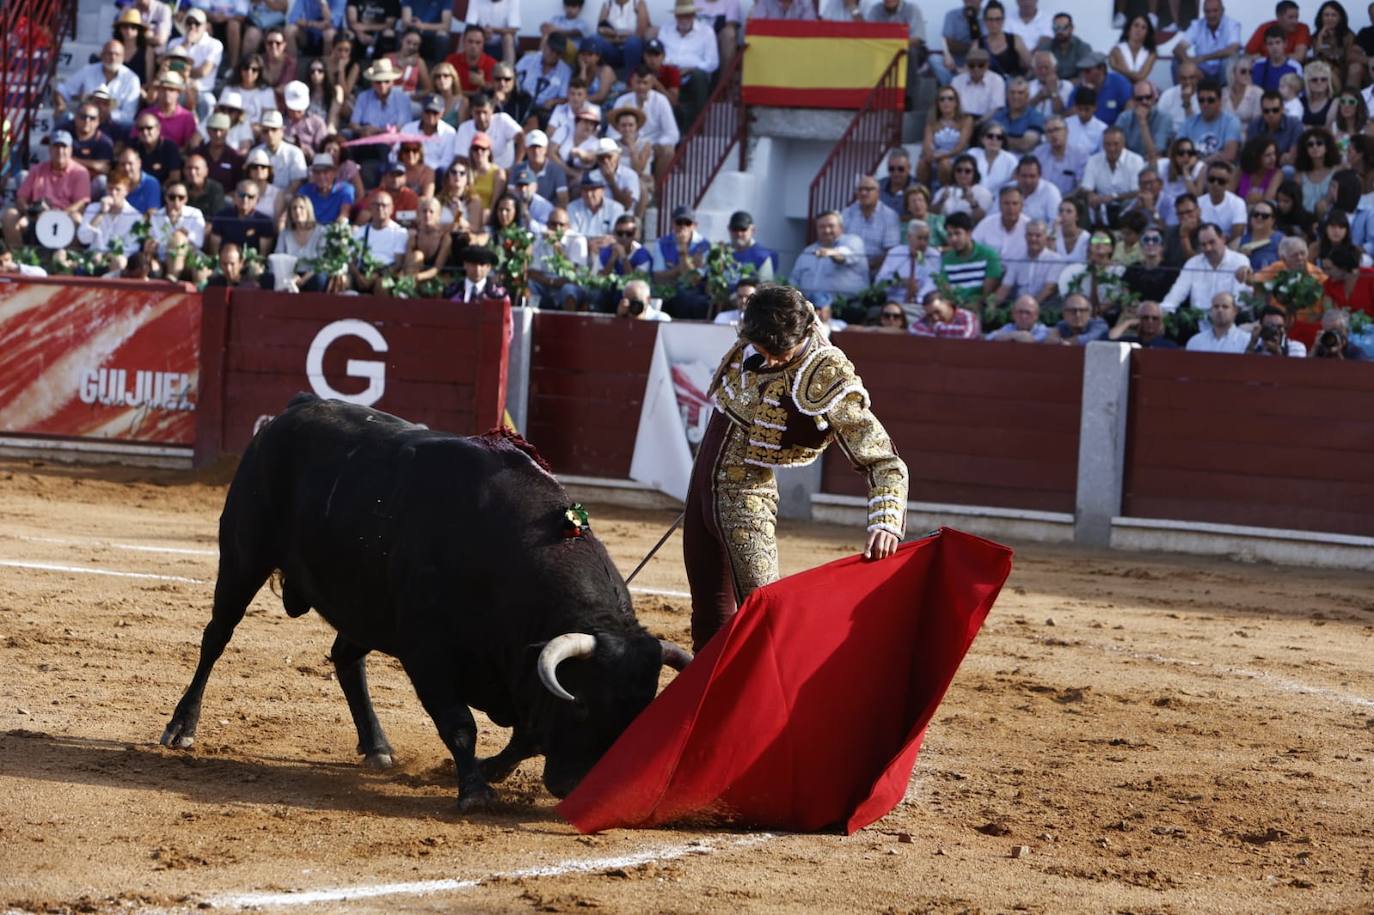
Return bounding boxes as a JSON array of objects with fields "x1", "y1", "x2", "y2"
[
  {"x1": 194, "y1": 289, "x2": 510, "y2": 465},
  {"x1": 821, "y1": 334, "x2": 1086, "y2": 514},
  {"x1": 1122, "y1": 349, "x2": 1374, "y2": 537},
  {"x1": 0, "y1": 277, "x2": 201, "y2": 447},
  {"x1": 525, "y1": 313, "x2": 658, "y2": 478}
]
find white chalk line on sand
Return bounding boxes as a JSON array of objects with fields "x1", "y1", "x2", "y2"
[
  {"x1": 209, "y1": 833, "x2": 774, "y2": 909},
  {"x1": 15, "y1": 535, "x2": 1369, "y2": 711}
]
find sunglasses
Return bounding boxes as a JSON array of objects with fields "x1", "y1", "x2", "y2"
[
  {"x1": 250, "y1": 163, "x2": 270, "y2": 169},
  {"x1": 955, "y1": 166, "x2": 974, "y2": 173},
  {"x1": 674, "y1": 219, "x2": 694, "y2": 226},
  {"x1": 985, "y1": 133, "x2": 1005, "y2": 140},
  {"x1": 968, "y1": 62, "x2": 988, "y2": 68},
  {"x1": 984, "y1": 14, "x2": 1003, "y2": 21},
  {"x1": 1251, "y1": 210, "x2": 1274, "y2": 218},
  {"x1": 1208, "y1": 175, "x2": 1229, "y2": 184},
  {"x1": 1138, "y1": 314, "x2": 1162, "y2": 322},
  {"x1": 138, "y1": 124, "x2": 158, "y2": 131},
  {"x1": 1134, "y1": 95, "x2": 1153, "y2": 102},
  {"x1": 938, "y1": 95, "x2": 956, "y2": 101},
  {"x1": 889, "y1": 165, "x2": 908, "y2": 172},
  {"x1": 1310, "y1": 76, "x2": 1330, "y2": 82},
  {"x1": 1307, "y1": 139, "x2": 1327, "y2": 146},
  {"x1": 880, "y1": 311, "x2": 905, "y2": 320},
  {"x1": 547, "y1": 221, "x2": 569, "y2": 228},
  {"x1": 1176, "y1": 148, "x2": 1196, "y2": 156},
  {"x1": 1341, "y1": 98, "x2": 1359, "y2": 105},
  {"x1": 1262, "y1": 106, "x2": 1282, "y2": 114},
  {"x1": 615, "y1": 229, "x2": 637, "y2": 237},
  {"x1": 166, "y1": 193, "x2": 187, "y2": 201},
  {"x1": 237, "y1": 191, "x2": 258, "y2": 199},
  {"x1": 1197, "y1": 95, "x2": 1219, "y2": 103},
  {"x1": 77, "y1": 113, "x2": 98, "y2": 120},
  {"x1": 1141, "y1": 235, "x2": 1163, "y2": 244}
]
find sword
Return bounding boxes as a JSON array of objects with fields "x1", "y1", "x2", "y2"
[{"x1": 624, "y1": 511, "x2": 686, "y2": 586}]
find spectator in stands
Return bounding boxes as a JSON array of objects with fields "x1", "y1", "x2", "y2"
[
  {"x1": 149, "y1": 180, "x2": 208, "y2": 260},
  {"x1": 749, "y1": 0, "x2": 814, "y2": 20},
  {"x1": 323, "y1": 34, "x2": 362, "y2": 114},
  {"x1": 400, "y1": 0, "x2": 452, "y2": 59},
  {"x1": 1330, "y1": 89, "x2": 1369, "y2": 147},
  {"x1": 528, "y1": 207, "x2": 591, "y2": 310},
  {"x1": 910, "y1": 290, "x2": 978, "y2": 338},
  {"x1": 1013, "y1": 154, "x2": 1060, "y2": 224},
  {"x1": 992, "y1": 218, "x2": 1061, "y2": 307},
  {"x1": 227, "y1": 54, "x2": 280, "y2": 128},
  {"x1": 1121, "y1": 166, "x2": 1169, "y2": 226},
  {"x1": 204, "y1": 243, "x2": 260, "y2": 289},
  {"x1": 1312, "y1": 1, "x2": 1364, "y2": 93},
  {"x1": 63, "y1": 174, "x2": 138, "y2": 274},
  {"x1": 68, "y1": 87, "x2": 121, "y2": 147},
  {"x1": 183, "y1": 154, "x2": 226, "y2": 220},
  {"x1": 952, "y1": 48, "x2": 1006, "y2": 119},
  {"x1": 842, "y1": 176, "x2": 901, "y2": 275},
  {"x1": 988, "y1": 78, "x2": 1045, "y2": 154},
  {"x1": 1158, "y1": 138, "x2": 1204, "y2": 224},
  {"x1": 711, "y1": 276, "x2": 757, "y2": 325},
  {"x1": 661, "y1": 1, "x2": 718, "y2": 130},
  {"x1": 1248, "y1": 300, "x2": 1308, "y2": 356},
  {"x1": 357, "y1": 162, "x2": 420, "y2": 224},
  {"x1": 1161, "y1": 223, "x2": 1248, "y2": 312},
  {"x1": 114, "y1": 147, "x2": 160, "y2": 215},
  {"x1": 209, "y1": 179, "x2": 277, "y2": 257},
  {"x1": 1157, "y1": 61, "x2": 1200, "y2": 134},
  {"x1": 977, "y1": 1, "x2": 1029, "y2": 79},
  {"x1": 271, "y1": 194, "x2": 327, "y2": 290},
  {"x1": 1053, "y1": 196, "x2": 1089, "y2": 260},
  {"x1": 0, "y1": 247, "x2": 47, "y2": 278},
  {"x1": 1056, "y1": 230, "x2": 1125, "y2": 315},
  {"x1": 1173, "y1": 0, "x2": 1241, "y2": 86},
  {"x1": 938, "y1": 211, "x2": 1002, "y2": 309},
  {"x1": 241, "y1": 149, "x2": 283, "y2": 221},
  {"x1": 70, "y1": 104, "x2": 116, "y2": 181},
  {"x1": 1123, "y1": 229, "x2": 1179, "y2": 301},
  {"x1": 596, "y1": 212, "x2": 651, "y2": 296},
  {"x1": 986, "y1": 294, "x2": 1050, "y2": 341},
  {"x1": 554, "y1": 107, "x2": 604, "y2": 179},
  {"x1": 59, "y1": 41, "x2": 142, "y2": 129},
  {"x1": 252, "y1": 110, "x2": 309, "y2": 189},
  {"x1": 648, "y1": 205, "x2": 710, "y2": 319},
  {"x1": 1253, "y1": 25, "x2": 1304, "y2": 93},
  {"x1": 591, "y1": 139, "x2": 638, "y2": 212},
  {"x1": 900, "y1": 184, "x2": 945, "y2": 245},
  {"x1": 1309, "y1": 209, "x2": 1364, "y2": 271},
  {"x1": 300, "y1": 153, "x2": 355, "y2": 223},
  {"x1": 611, "y1": 68, "x2": 679, "y2": 180},
  {"x1": 641, "y1": 39, "x2": 681, "y2": 107},
  {"x1": 1233, "y1": 199, "x2": 1283, "y2": 269},
  {"x1": 1163, "y1": 192, "x2": 1201, "y2": 265},
  {"x1": 1006, "y1": 0, "x2": 1052, "y2": 48},
  {"x1": 190, "y1": 113, "x2": 246, "y2": 193},
  {"x1": 607, "y1": 107, "x2": 653, "y2": 200},
  {"x1": 447, "y1": 25, "x2": 498, "y2": 95},
  {"x1": 508, "y1": 165, "x2": 553, "y2": 227},
  {"x1": 876, "y1": 149, "x2": 915, "y2": 214},
  {"x1": 1045, "y1": 293, "x2": 1106, "y2": 344},
  {"x1": 934, "y1": 154, "x2": 992, "y2": 222},
  {"x1": 1296, "y1": 127, "x2": 1342, "y2": 215},
  {"x1": 970, "y1": 122, "x2": 1018, "y2": 192},
  {"x1": 128, "y1": 0, "x2": 175, "y2": 51},
  {"x1": 454, "y1": 94, "x2": 524, "y2": 171},
  {"x1": 616, "y1": 278, "x2": 671, "y2": 320},
  {"x1": 1066, "y1": 88, "x2": 1106, "y2": 155},
  {"x1": 268, "y1": 87, "x2": 315, "y2": 156},
  {"x1": 1180, "y1": 79, "x2": 1242, "y2": 165},
  {"x1": 1082, "y1": 127, "x2": 1145, "y2": 226},
  {"x1": 1074, "y1": 52, "x2": 1131, "y2": 129},
  {"x1": 351, "y1": 59, "x2": 412, "y2": 146},
  {"x1": 543, "y1": 0, "x2": 591, "y2": 48},
  {"x1": 875, "y1": 221, "x2": 938, "y2": 317},
  {"x1": 396, "y1": 140, "x2": 436, "y2": 200},
  {"x1": 255, "y1": 29, "x2": 298, "y2": 88},
  {"x1": 918, "y1": 87, "x2": 973, "y2": 188},
  {"x1": 1199, "y1": 160, "x2": 1246, "y2": 240},
  {"x1": 936, "y1": 0, "x2": 982, "y2": 85},
  {"x1": 1274, "y1": 178, "x2": 1316, "y2": 241},
  {"x1": 129, "y1": 114, "x2": 184, "y2": 193},
  {"x1": 1115, "y1": 81, "x2": 1171, "y2": 168},
  {"x1": 792, "y1": 211, "x2": 868, "y2": 305},
  {"x1": 1034, "y1": 116, "x2": 1087, "y2": 198},
  {"x1": 725, "y1": 210, "x2": 778, "y2": 281},
  {"x1": 465, "y1": 0, "x2": 519, "y2": 65},
  {"x1": 973, "y1": 185, "x2": 1028, "y2": 262},
  {"x1": 1300, "y1": 61, "x2": 1337, "y2": 127},
  {"x1": 1246, "y1": 1, "x2": 1310, "y2": 60},
  {"x1": 592, "y1": 0, "x2": 652, "y2": 75},
  {"x1": 522, "y1": 130, "x2": 569, "y2": 207},
  {"x1": 1112, "y1": 209, "x2": 1148, "y2": 265},
  {"x1": 1248, "y1": 90, "x2": 1303, "y2": 167},
  {"x1": 1310, "y1": 305, "x2": 1367, "y2": 358},
  {"x1": 436, "y1": 159, "x2": 482, "y2": 230},
  {"x1": 202, "y1": 90, "x2": 255, "y2": 155},
  {"x1": 1044, "y1": 12, "x2": 1090, "y2": 80},
  {"x1": 517, "y1": 33, "x2": 574, "y2": 122},
  {"x1": 868, "y1": 0, "x2": 927, "y2": 102},
  {"x1": 548, "y1": 78, "x2": 600, "y2": 149},
  {"x1": 568, "y1": 172, "x2": 626, "y2": 255},
  {"x1": 350, "y1": 190, "x2": 409, "y2": 291},
  {"x1": 1027, "y1": 49, "x2": 1070, "y2": 118},
  {"x1": 1109, "y1": 14, "x2": 1156, "y2": 85},
  {"x1": 168, "y1": 10, "x2": 224, "y2": 105},
  {"x1": 1319, "y1": 243, "x2": 1374, "y2": 316},
  {"x1": 573, "y1": 38, "x2": 618, "y2": 107},
  {"x1": 1108, "y1": 299, "x2": 1176, "y2": 347},
  {"x1": 286, "y1": 0, "x2": 341, "y2": 57}
]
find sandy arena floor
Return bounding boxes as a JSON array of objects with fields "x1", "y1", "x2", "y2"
[{"x1": 1, "y1": 458, "x2": 1372, "y2": 914}]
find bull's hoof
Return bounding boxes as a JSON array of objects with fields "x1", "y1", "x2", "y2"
[
  {"x1": 159, "y1": 721, "x2": 195, "y2": 749},
  {"x1": 457, "y1": 784, "x2": 498, "y2": 813},
  {"x1": 478, "y1": 754, "x2": 518, "y2": 783},
  {"x1": 362, "y1": 751, "x2": 394, "y2": 770}
]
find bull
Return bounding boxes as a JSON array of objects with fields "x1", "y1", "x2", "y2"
[{"x1": 160, "y1": 394, "x2": 690, "y2": 810}]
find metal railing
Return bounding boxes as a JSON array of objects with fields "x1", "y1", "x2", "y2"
[
  {"x1": 805, "y1": 50, "x2": 906, "y2": 243},
  {"x1": 655, "y1": 47, "x2": 748, "y2": 238},
  {"x1": 0, "y1": 0, "x2": 77, "y2": 178}
]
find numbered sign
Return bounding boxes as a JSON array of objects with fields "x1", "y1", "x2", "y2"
[{"x1": 35, "y1": 210, "x2": 75, "y2": 249}]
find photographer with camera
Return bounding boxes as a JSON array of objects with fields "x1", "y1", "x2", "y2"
[
  {"x1": 1311, "y1": 308, "x2": 1366, "y2": 359},
  {"x1": 616, "y1": 278, "x2": 670, "y2": 321},
  {"x1": 1249, "y1": 301, "x2": 1307, "y2": 356}
]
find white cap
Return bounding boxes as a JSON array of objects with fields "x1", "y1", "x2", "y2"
[
  {"x1": 217, "y1": 89, "x2": 244, "y2": 110},
  {"x1": 525, "y1": 129, "x2": 549, "y2": 148},
  {"x1": 283, "y1": 80, "x2": 309, "y2": 112},
  {"x1": 595, "y1": 137, "x2": 619, "y2": 156},
  {"x1": 258, "y1": 109, "x2": 284, "y2": 129}
]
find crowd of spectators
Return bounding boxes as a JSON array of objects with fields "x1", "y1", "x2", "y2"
[{"x1": 2, "y1": 0, "x2": 1372, "y2": 357}]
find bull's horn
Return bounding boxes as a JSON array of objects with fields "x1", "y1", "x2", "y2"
[
  {"x1": 537, "y1": 633, "x2": 597, "y2": 702},
  {"x1": 659, "y1": 641, "x2": 693, "y2": 671}
]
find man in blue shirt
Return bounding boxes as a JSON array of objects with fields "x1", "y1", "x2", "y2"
[
  {"x1": 1247, "y1": 89, "x2": 1303, "y2": 165},
  {"x1": 300, "y1": 154, "x2": 355, "y2": 224},
  {"x1": 1072, "y1": 52, "x2": 1131, "y2": 127},
  {"x1": 116, "y1": 148, "x2": 162, "y2": 214},
  {"x1": 988, "y1": 77, "x2": 1047, "y2": 153},
  {"x1": 1173, "y1": 0, "x2": 1242, "y2": 86},
  {"x1": 1251, "y1": 25, "x2": 1302, "y2": 92},
  {"x1": 515, "y1": 32, "x2": 574, "y2": 120},
  {"x1": 651, "y1": 205, "x2": 712, "y2": 319},
  {"x1": 1180, "y1": 79, "x2": 1242, "y2": 164},
  {"x1": 725, "y1": 210, "x2": 778, "y2": 282},
  {"x1": 350, "y1": 58, "x2": 413, "y2": 137},
  {"x1": 935, "y1": 0, "x2": 982, "y2": 84}
]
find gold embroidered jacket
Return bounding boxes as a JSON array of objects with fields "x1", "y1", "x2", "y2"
[{"x1": 708, "y1": 330, "x2": 909, "y2": 537}]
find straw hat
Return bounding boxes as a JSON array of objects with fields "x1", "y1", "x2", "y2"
[
  {"x1": 607, "y1": 105, "x2": 646, "y2": 128},
  {"x1": 364, "y1": 58, "x2": 403, "y2": 83},
  {"x1": 115, "y1": 8, "x2": 146, "y2": 29}
]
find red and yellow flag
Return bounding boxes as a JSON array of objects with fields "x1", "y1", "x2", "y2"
[{"x1": 742, "y1": 21, "x2": 908, "y2": 109}]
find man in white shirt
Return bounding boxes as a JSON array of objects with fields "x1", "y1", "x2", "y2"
[
  {"x1": 400, "y1": 96, "x2": 459, "y2": 172},
  {"x1": 874, "y1": 221, "x2": 939, "y2": 317},
  {"x1": 73, "y1": 174, "x2": 141, "y2": 269},
  {"x1": 951, "y1": 48, "x2": 1006, "y2": 117},
  {"x1": 351, "y1": 192, "x2": 409, "y2": 291},
  {"x1": 1066, "y1": 88, "x2": 1107, "y2": 155},
  {"x1": 661, "y1": 1, "x2": 719, "y2": 126},
  {"x1": 58, "y1": 41, "x2": 142, "y2": 127},
  {"x1": 1162, "y1": 223, "x2": 1249, "y2": 313},
  {"x1": 148, "y1": 180, "x2": 207, "y2": 257},
  {"x1": 1027, "y1": 50, "x2": 1072, "y2": 118},
  {"x1": 992, "y1": 220, "x2": 1062, "y2": 306},
  {"x1": 566, "y1": 172, "x2": 626, "y2": 255},
  {"x1": 252, "y1": 111, "x2": 308, "y2": 190},
  {"x1": 1199, "y1": 160, "x2": 1247, "y2": 241},
  {"x1": 591, "y1": 138, "x2": 640, "y2": 211},
  {"x1": 1172, "y1": 0, "x2": 1242, "y2": 86},
  {"x1": 1014, "y1": 154, "x2": 1062, "y2": 224},
  {"x1": 1005, "y1": 0, "x2": 1053, "y2": 49},
  {"x1": 608, "y1": 67, "x2": 680, "y2": 160},
  {"x1": 1184, "y1": 291, "x2": 1251, "y2": 352},
  {"x1": 1082, "y1": 127, "x2": 1144, "y2": 225},
  {"x1": 973, "y1": 185, "x2": 1029, "y2": 263},
  {"x1": 1157, "y1": 62, "x2": 1201, "y2": 133},
  {"x1": 528, "y1": 206, "x2": 589, "y2": 309},
  {"x1": 454, "y1": 93, "x2": 525, "y2": 169},
  {"x1": 166, "y1": 9, "x2": 224, "y2": 99}
]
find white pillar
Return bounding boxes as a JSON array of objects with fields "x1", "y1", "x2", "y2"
[
  {"x1": 506, "y1": 306, "x2": 535, "y2": 433},
  {"x1": 1074, "y1": 342, "x2": 1134, "y2": 546}
]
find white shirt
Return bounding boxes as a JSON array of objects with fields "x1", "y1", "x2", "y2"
[
  {"x1": 1160, "y1": 249, "x2": 1249, "y2": 312},
  {"x1": 353, "y1": 219, "x2": 409, "y2": 266},
  {"x1": 168, "y1": 33, "x2": 224, "y2": 94},
  {"x1": 60, "y1": 64, "x2": 142, "y2": 124},
  {"x1": 531, "y1": 231, "x2": 589, "y2": 271},
  {"x1": 1001, "y1": 248, "x2": 1064, "y2": 297},
  {"x1": 1184, "y1": 322, "x2": 1251, "y2": 353},
  {"x1": 1027, "y1": 78, "x2": 1073, "y2": 118},
  {"x1": 972, "y1": 212, "x2": 1029, "y2": 262},
  {"x1": 149, "y1": 205, "x2": 208, "y2": 256},
  {"x1": 75, "y1": 200, "x2": 141, "y2": 253},
  {"x1": 874, "y1": 244, "x2": 937, "y2": 304},
  {"x1": 547, "y1": 101, "x2": 601, "y2": 149},
  {"x1": 660, "y1": 19, "x2": 719, "y2": 74},
  {"x1": 969, "y1": 148, "x2": 1017, "y2": 192},
  {"x1": 454, "y1": 113, "x2": 524, "y2": 170},
  {"x1": 1200, "y1": 190, "x2": 1247, "y2": 233},
  {"x1": 950, "y1": 71, "x2": 1006, "y2": 118},
  {"x1": 567, "y1": 196, "x2": 626, "y2": 238},
  {"x1": 1157, "y1": 85, "x2": 1199, "y2": 133},
  {"x1": 253, "y1": 142, "x2": 308, "y2": 189},
  {"x1": 1082, "y1": 149, "x2": 1146, "y2": 198},
  {"x1": 400, "y1": 118, "x2": 459, "y2": 171},
  {"x1": 607, "y1": 90, "x2": 679, "y2": 147},
  {"x1": 1019, "y1": 179, "x2": 1062, "y2": 224},
  {"x1": 237, "y1": 86, "x2": 278, "y2": 130},
  {"x1": 1005, "y1": 10, "x2": 1053, "y2": 48},
  {"x1": 933, "y1": 183, "x2": 993, "y2": 217},
  {"x1": 465, "y1": 0, "x2": 520, "y2": 30},
  {"x1": 1066, "y1": 114, "x2": 1106, "y2": 156}
]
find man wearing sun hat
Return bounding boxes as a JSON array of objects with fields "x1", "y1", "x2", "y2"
[
  {"x1": 252, "y1": 109, "x2": 308, "y2": 189},
  {"x1": 593, "y1": 137, "x2": 639, "y2": 211},
  {"x1": 300, "y1": 153, "x2": 355, "y2": 224},
  {"x1": 608, "y1": 66, "x2": 678, "y2": 150},
  {"x1": 351, "y1": 57, "x2": 413, "y2": 138},
  {"x1": 281, "y1": 80, "x2": 328, "y2": 157},
  {"x1": 659, "y1": 0, "x2": 718, "y2": 128},
  {"x1": 188, "y1": 111, "x2": 245, "y2": 192},
  {"x1": 139, "y1": 71, "x2": 198, "y2": 148},
  {"x1": 400, "y1": 95, "x2": 458, "y2": 171},
  {"x1": 58, "y1": 40, "x2": 143, "y2": 127},
  {"x1": 166, "y1": 9, "x2": 224, "y2": 99}
]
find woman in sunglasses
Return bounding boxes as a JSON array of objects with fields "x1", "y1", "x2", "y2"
[
  {"x1": 1300, "y1": 60, "x2": 1337, "y2": 127},
  {"x1": 1330, "y1": 91, "x2": 1368, "y2": 146},
  {"x1": 1158, "y1": 138, "x2": 1205, "y2": 222},
  {"x1": 1233, "y1": 200, "x2": 1284, "y2": 270},
  {"x1": 1223, "y1": 55, "x2": 1262, "y2": 126},
  {"x1": 229, "y1": 55, "x2": 277, "y2": 129},
  {"x1": 968, "y1": 122, "x2": 1017, "y2": 193},
  {"x1": 917, "y1": 87, "x2": 972, "y2": 187},
  {"x1": 977, "y1": 0, "x2": 1029, "y2": 78},
  {"x1": 1295, "y1": 126, "x2": 1341, "y2": 214},
  {"x1": 932, "y1": 154, "x2": 991, "y2": 223}
]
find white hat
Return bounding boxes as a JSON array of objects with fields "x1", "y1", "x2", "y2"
[
  {"x1": 283, "y1": 80, "x2": 309, "y2": 112},
  {"x1": 245, "y1": 147, "x2": 272, "y2": 167},
  {"x1": 525, "y1": 129, "x2": 549, "y2": 147},
  {"x1": 364, "y1": 58, "x2": 403, "y2": 83},
  {"x1": 217, "y1": 89, "x2": 244, "y2": 110},
  {"x1": 595, "y1": 137, "x2": 619, "y2": 156},
  {"x1": 258, "y1": 109, "x2": 284, "y2": 129}
]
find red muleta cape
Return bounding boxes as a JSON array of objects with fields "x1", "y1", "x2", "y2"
[{"x1": 556, "y1": 527, "x2": 1013, "y2": 834}]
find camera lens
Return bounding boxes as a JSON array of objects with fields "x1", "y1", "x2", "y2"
[{"x1": 627, "y1": 298, "x2": 645, "y2": 316}]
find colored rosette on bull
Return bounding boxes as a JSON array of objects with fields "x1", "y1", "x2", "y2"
[{"x1": 563, "y1": 503, "x2": 591, "y2": 538}]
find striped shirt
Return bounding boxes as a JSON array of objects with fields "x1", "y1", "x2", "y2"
[{"x1": 938, "y1": 242, "x2": 1003, "y2": 304}]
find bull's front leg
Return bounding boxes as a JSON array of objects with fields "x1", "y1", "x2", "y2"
[
  {"x1": 479, "y1": 728, "x2": 536, "y2": 783},
  {"x1": 329, "y1": 634, "x2": 394, "y2": 769},
  {"x1": 401, "y1": 657, "x2": 497, "y2": 812}
]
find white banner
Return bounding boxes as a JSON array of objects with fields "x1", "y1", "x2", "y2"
[{"x1": 629, "y1": 323, "x2": 738, "y2": 502}]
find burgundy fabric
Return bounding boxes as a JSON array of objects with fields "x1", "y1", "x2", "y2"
[
  {"x1": 557, "y1": 527, "x2": 1013, "y2": 834},
  {"x1": 682, "y1": 411, "x2": 739, "y2": 651}
]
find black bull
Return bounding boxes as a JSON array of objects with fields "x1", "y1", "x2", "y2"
[{"x1": 160, "y1": 395, "x2": 690, "y2": 810}]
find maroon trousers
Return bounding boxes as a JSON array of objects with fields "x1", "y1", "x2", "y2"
[{"x1": 682, "y1": 412, "x2": 738, "y2": 652}]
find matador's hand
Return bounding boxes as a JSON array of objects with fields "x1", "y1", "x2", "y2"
[{"x1": 864, "y1": 529, "x2": 899, "y2": 560}]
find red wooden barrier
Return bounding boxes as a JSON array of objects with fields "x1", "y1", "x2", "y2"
[
  {"x1": 821, "y1": 334, "x2": 1085, "y2": 513},
  {"x1": 524, "y1": 313, "x2": 658, "y2": 477},
  {"x1": 1122, "y1": 350, "x2": 1374, "y2": 536},
  {"x1": 195, "y1": 290, "x2": 509, "y2": 465}
]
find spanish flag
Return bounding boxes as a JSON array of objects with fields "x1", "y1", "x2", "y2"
[{"x1": 742, "y1": 21, "x2": 908, "y2": 109}]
